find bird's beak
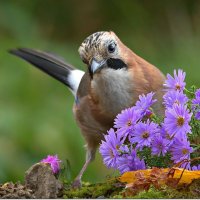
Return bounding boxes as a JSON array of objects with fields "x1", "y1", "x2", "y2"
[{"x1": 90, "y1": 58, "x2": 106, "y2": 74}]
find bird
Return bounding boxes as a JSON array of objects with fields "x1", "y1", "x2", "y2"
[{"x1": 9, "y1": 31, "x2": 166, "y2": 188}]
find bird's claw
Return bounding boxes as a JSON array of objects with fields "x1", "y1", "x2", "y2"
[{"x1": 71, "y1": 179, "x2": 82, "y2": 189}]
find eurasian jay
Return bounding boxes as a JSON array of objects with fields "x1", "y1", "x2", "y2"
[{"x1": 10, "y1": 31, "x2": 165, "y2": 188}]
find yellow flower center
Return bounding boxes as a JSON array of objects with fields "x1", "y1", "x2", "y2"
[
  {"x1": 174, "y1": 100, "x2": 180, "y2": 105},
  {"x1": 127, "y1": 120, "x2": 132, "y2": 126},
  {"x1": 182, "y1": 148, "x2": 189, "y2": 155},
  {"x1": 177, "y1": 116, "x2": 184, "y2": 126},
  {"x1": 166, "y1": 133, "x2": 171, "y2": 140},
  {"x1": 142, "y1": 132, "x2": 149, "y2": 139},
  {"x1": 175, "y1": 84, "x2": 181, "y2": 90}
]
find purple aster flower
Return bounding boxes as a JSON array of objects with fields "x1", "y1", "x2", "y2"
[
  {"x1": 160, "y1": 124, "x2": 175, "y2": 147},
  {"x1": 191, "y1": 164, "x2": 200, "y2": 170},
  {"x1": 116, "y1": 148, "x2": 146, "y2": 174},
  {"x1": 194, "y1": 112, "x2": 200, "y2": 120},
  {"x1": 163, "y1": 90, "x2": 188, "y2": 109},
  {"x1": 163, "y1": 69, "x2": 186, "y2": 92},
  {"x1": 99, "y1": 128, "x2": 122, "y2": 169},
  {"x1": 193, "y1": 89, "x2": 200, "y2": 101},
  {"x1": 151, "y1": 134, "x2": 170, "y2": 156},
  {"x1": 164, "y1": 104, "x2": 192, "y2": 138},
  {"x1": 182, "y1": 163, "x2": 200, "y2": 171},
  {"x1": 170, "y1": 138, "x2": 193, "y2": 163},
  {"x1": 133, "y1": 92, "x2": 157, "y2": 117},
  {"x1": 192, "y1": 89, "x2": 200, "y2": 120},
  {"x1": 119, "y1": 144, "x2": 129, "y2": 154},
  {"x1": 41, "y1": 155, "x2": 61, "y2": 174},
  {"x1": 130, "y1": 120, "x2": 159, "y2": 149},
  {"x1": 114, "y1": 107, "x2": 140, "y2": 139}
]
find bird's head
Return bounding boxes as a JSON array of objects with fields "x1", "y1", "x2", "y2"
[{"x1": 78, "y1": 31, "x2": 129, "y2": 77}]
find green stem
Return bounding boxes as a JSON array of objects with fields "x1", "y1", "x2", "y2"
[{"x1": 184, "y1": 88, "x2": 194, "y2": 95}]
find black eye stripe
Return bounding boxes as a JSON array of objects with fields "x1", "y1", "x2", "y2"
[
  {"x1": 88, "y1": 58, "x2": 127, "y2": 79},
  {"x1": 106, "y1": 58, "x2": 127, "y2": 70}
]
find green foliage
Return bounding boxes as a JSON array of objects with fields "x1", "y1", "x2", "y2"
[
  {"x1": 150, "y1": 113, "x2": 163, "y2": 125},
  {"x1": 58, "y1": 159, "x2": 72, "y2": 183},
  {"x1": 138, "y1": 147, "x2": 171, "y2": 168}
]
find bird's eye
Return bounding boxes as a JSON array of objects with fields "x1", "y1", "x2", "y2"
[{"x1": 108, "y1": 43, "x2": 116, "y2": 53}]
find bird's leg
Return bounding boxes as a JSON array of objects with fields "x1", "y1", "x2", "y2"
[{"x1": 72, "y1": 147, "x2": 96, "y2": 188}]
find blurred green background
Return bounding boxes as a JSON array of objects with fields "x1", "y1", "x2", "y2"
[{"x1": 0, "y1": 0, "x2": 200, "y2": 183}]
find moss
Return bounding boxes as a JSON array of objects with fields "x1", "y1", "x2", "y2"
[
  {"x1": 133, "y1": 180, "x2": 200, "y2": 199},
  {"x1": 63, "y1": 178, "x2": 200, "y2": 199},
  {"x1": 133, "y1": 187, "x2": 167, "y2": 199},
  {"x1": 63, "y1": 180, "x2": 124, "y2": 198},
  {"x1": 188, "y1": 179, "x2": 200, "y2": 197},
  {"x1": 167, "y1": 179, "x2": 200, "y2": 199}
]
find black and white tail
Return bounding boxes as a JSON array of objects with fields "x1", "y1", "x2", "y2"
[{"x1": 9, "y1": 48, "x2": 84, "y2": 96}]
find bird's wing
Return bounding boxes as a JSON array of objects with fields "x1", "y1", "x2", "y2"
[{"x1": 9, "y1": 48, "x2": 85, "y2": 97}]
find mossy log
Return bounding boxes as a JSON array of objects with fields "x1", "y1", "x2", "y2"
[
  {"x1": 0, "y1": 162, "x2": 200, "y2": 198},
  {"x1": 63, "y1": 179, "x2": 200, "y2": 199}
]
